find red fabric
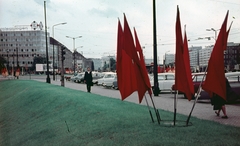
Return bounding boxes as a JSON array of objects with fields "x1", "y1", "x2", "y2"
[
  {"x1": 183, "y1": 30, "x2": 194, "y2": 101},
  {"x1": 174, "y1": 6, "x2": 194, "y2": 101},
  {"x1": 123, "y1": 14, "x2": 145, "y2": 103},
  {"x1": 134, "y1": 28, "x2": 152, "y2": 102},
  {"x1": 202, "y1": 11, "x2": 229, "y2": 100},
  {"x1": 117, "y1": 19, "x2": 137, "y2": 101}
]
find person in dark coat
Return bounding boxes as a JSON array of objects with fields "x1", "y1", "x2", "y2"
[
  {"x1": 212, "y1": 77, "x2": 231, "y2": 119},
  {"x1": 84, "y1": 67, "x2": 93, "y2": 93}
]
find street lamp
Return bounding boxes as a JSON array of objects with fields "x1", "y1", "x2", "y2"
[
  {"x1": 52, "y1": 22, "x2": 67, "y2": 81},
  {"x1": 164, "y1": 50, "x2": 170, "y2": 72},
  {"x1": 206, "y1": 28, "x2": 219, "y2": 41},
  {"x1": 66, "y1": 36, "x2": 82, "y2": 74}
]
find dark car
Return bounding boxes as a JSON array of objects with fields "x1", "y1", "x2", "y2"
[
  {"x1": 112, "y1": 79, "x2": 118, "y2": 90},
  {"x1": 189, "y1": 72, "x2": 240, "y2": 102}
]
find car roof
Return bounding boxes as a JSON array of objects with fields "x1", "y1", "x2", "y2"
[
  {"x1": 225, "y1": 72, "x2": 240, "y2": 77},
  {"x1": 157, "y1": 73, "x2": 175, "y2": 75}
]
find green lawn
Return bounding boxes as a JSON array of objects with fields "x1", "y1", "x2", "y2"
[{"x1": 0, "y1": 80, "x2": 239, "y2": 146}]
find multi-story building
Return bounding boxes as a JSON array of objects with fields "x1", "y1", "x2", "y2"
[
  {"x1": 224, "y1": 42, "x2": 240, "y2": 71},
  {"x1": 189, "y1": 46, "x2": 202, "y2": 67},
  {"x1": 0, "y1": 24, "x2": 93, "y2": 74},
  {"x1": 0, "y1": 24, "x2": 51, "y2": 73},
  {"x1": 165, "y1": 53, "x2": 175, "y2": 65},
  {"x1": 198, "y1": 46, "x2": 213, "y2": 71},
  {"x1": 91, "y1": 58, "x2": 102, "y2": 71}
]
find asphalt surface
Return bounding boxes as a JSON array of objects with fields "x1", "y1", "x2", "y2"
[{"x1": 1, "y1": 75, "x2": 240, "y2": 127}]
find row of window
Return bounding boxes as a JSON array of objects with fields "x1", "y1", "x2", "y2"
[
  {"x1": 0, "y1": 49, "x2": 37, "y2": 52},
  {"x1": 1, "y1": 54, "x2": 43, "y2": 57},
  {"x1": 0, "y1": 32, "x2": 44, "y2": 37},
  {"x1": 7, "y1": 61, "x2": 33, "y2": 65},
  {"x1": 0, "y1": 43, "x2": 46, "y2": 47}
]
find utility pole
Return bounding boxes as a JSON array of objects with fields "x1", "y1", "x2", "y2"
[
  {"x1": 61, "y1": 46, "x2": 66, "y2": 87},
  {"x1": 44, "y1": 1, "x2": 50, "y2": 83}
]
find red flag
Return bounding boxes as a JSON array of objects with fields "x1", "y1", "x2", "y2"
[
  {"x1": 183, "y1": 28, "x2": 194, "y2": 100},
  {"x1": 174, "y1": 6, "x2": 194, "y2": 101},
  {"x1": 123, "y1": 14, "x2": 147, "y2": 103},
  {"x1": 202, "y1": 11, "x2": 229, "y2": 100},
  {"x1": 117, "y1": 19, "x2": 137, "y2": 100},
  {"x1": 134, "y1": 28, "x2": 152, "y2": 101}
]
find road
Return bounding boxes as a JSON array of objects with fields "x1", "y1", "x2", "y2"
[{"x1": 2, "y1": 74, "x2": 240, "y2": 127}]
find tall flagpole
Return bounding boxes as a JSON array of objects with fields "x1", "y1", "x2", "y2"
[{"x1": 153, "y1": 0, "x2": 159, "y2": 96}]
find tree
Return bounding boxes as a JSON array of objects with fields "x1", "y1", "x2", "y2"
[
  {"x1": 0, "y1": 56, "x2": 6, "y2": 71},
  {"x1": 110, "y1": 58, "x2": 116, "y2": 71}
]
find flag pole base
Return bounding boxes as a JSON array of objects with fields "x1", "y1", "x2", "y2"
[{"x1": 157, "y1": 120, "x2": 193, "y2": 127}]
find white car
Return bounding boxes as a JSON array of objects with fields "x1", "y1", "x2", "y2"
[
  {"x1": 102, "y1": 72, "x2": 116, "y2": 87},
  {"x1": 150, "y1": 73, "x2": 175, "y2": 93}
]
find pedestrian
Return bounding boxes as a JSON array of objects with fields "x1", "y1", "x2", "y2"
[
  {"x1": 211, "y1": 78, "x2": 231, "y2": 119},
  {"x1": 84, "y1": 67, "x2": 93, "y2": 93}
]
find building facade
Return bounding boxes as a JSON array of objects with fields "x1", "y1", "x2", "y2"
[{"x1": 0, "y1": 27, "x2": 50, "y2": 73}]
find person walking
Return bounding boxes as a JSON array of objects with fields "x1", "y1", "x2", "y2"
[
  {"x1": 84, "y1": 67, "x2": 93, "y2": 93},
  {"x1": 212, "y1": 78, "x2": 231, "y2": 119}
]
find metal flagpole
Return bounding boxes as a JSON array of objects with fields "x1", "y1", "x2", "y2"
[
  {"x1": 173, "y1": 91, "x2": 178, "y2": 126},
  {"x1": 186, "y1": 69, "x2": 207, "y2": 125},
  {"x1": 149, "y1": 94, "x2": 161, "y2": 124},
  {"x1": 144, "y1": 95, "x2": 154, "y2": 123}
]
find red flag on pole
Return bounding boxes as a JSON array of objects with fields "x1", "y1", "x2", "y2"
[
  {"x1": 174, "y1": 6, "x2": 194, "y2": 101},
  {"x1": 123, "y1": 14, "x2": 147, "y2": 103},
  {"x1": 117, "y1": 19, "x2": 137, "y2": 100},
  {"x1": 202, "y1": 11, "x2": 229, "y2": 100},
  {"x1": 183, "y1": 28, "x2": 194, "y2": 101},
  {"x1": 134, "y1": 28, "x2": 152, "y2": 101}
]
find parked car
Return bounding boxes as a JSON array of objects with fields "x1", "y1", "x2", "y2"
[
  {"x1": 112, "y1": 74, "x2": 152, "y2": 90},
  {"x1": 75, "y1": 73, "x2": 85, "y2": 83},
  {"x1": 70, "y1": 73, "x2": 78, "y2": 82},
  {"x1": 92, "y1": 72, "x2": 104, "y2": 84},
  {"x1": 102, "y1": 72, "x2": 116, "y2": 88},
  {"x1": 97, "y1": 72, "x2": 109, "y2": 86},
  {"x1": 150, "y1": 73, "x2": 175, "y2": 93},
  {"x1": 182, "y1": 72, "x2": 240, "y2": 102}
]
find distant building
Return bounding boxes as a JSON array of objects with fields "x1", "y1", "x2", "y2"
[
  {"x1": 91, "y1": 58, "x2": 102, "y2": 71},
  {"x1": 224, "y1": 42, "x2": 240, "y2": 71},
  {"x1": 0, "y1": 25, "x2": 50, "y2": 73},
  {"x1": 165, "y1": 54, "x2": 175, "y2": 65},
  {"x1": 189, "y1": 46, "x2": 202, "y2": 67}
]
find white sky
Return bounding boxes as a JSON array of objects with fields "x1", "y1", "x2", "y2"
[{"x1": 0, "y1": 0, "x2": 240, "y2": 63}]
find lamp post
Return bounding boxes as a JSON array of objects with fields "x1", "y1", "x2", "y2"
[
  {"x1": 206, "y1": 28, "x2": 219, "y2": 41},
  {"x1": 66, "y1": 36, "x2": 82, "y2": 74},
  {"x1": 52, "y1": 22, "x2": 67, "y2": 81},
  {"x1": 164, "y1": 50, "x2": 170, "y2": 73}
]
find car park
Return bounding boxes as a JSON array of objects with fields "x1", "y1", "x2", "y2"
[{"x1": 150, "y1": 73, "x2": 175, "y2": 93}]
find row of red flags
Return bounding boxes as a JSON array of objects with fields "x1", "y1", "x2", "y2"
[
  {"x1": 117, "y1": 14, "x2": 152, "y2": 103},
  {"x1": 117, "y1": 6, "x2": 231, "y2": 103},
  {"x1": 175, "y1": 6, "x2": 231, "y2": 101}
]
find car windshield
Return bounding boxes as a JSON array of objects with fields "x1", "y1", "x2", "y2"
[
  {"x1": 166, "y1": 75, "x2": 174, "y2": 80},
  {"x1": 158, "y1": 75, "x2": 165, "y2": 80},
  {"x1": 192, "y1": 75, "x2": 205, "y2": 82}
]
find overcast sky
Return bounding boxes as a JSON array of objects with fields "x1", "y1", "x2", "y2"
[{"x1": 0, "y1": 0, "x2": 240, "y2": 62}]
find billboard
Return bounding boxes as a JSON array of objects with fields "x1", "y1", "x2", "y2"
[{"x1": 36, "y1": 64, "x2": 53, "y2": 72}]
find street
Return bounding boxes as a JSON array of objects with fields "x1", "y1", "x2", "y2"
[{"x1": 2, "y1": 74, "x2": 240, "y2": 127}]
